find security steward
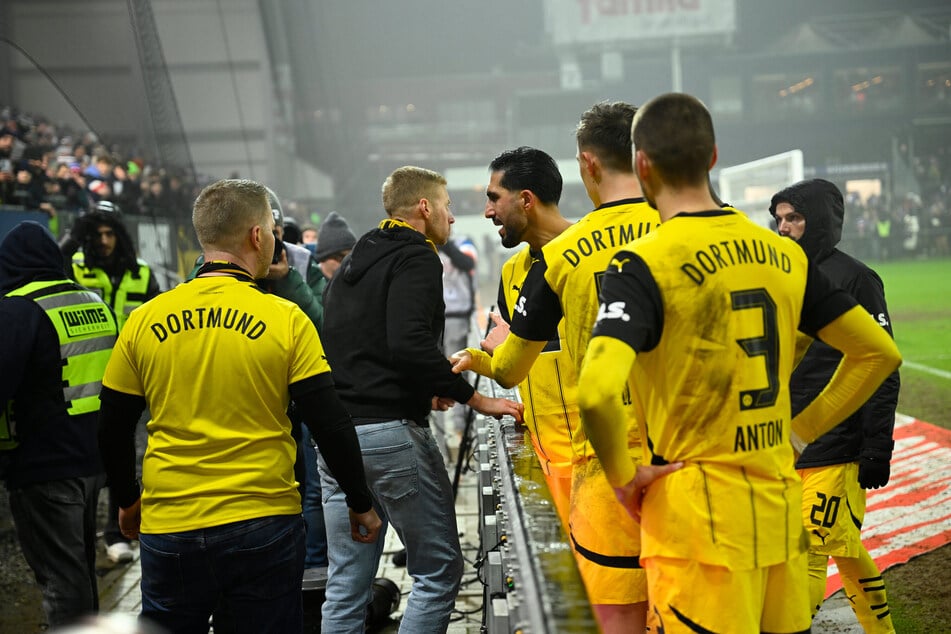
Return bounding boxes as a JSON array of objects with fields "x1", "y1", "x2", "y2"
[
  {"x1": 65, "y1": 201, "x2": 160, "y2": 330},
  {"x1": 0, "y1": 221, "x2": 119, "y2": 627}
]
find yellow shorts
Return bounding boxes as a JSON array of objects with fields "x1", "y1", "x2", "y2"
[
  {"x1": 798, "y1": 462, "x2": 867, "y2": 557},
  {"x1": 645, "y1": 553, "x2": 811, "y2": 634},
  {"x1": 568, "y1": 456, "x2": 646, "y2": 605},
  {"x1": 527, "y1": 431, "x2": 572, "y2": 532}
]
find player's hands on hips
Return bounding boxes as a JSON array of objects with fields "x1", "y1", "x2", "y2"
[
  {"x1": 480, "y1": 312, "x2": 509, "y2": 355},
  {"x1": 467, "y1": 391, "x2": 524, "y2": 423},
  {"x1": 119, "y1": 498, "x2": 142, "y2": 540},
  {"x1": 349, "y1": 507, "x2": 383, "y2": 544},
  {"x1": 450, "y1": 350, "x2": 473, "y2": 374},
  {"x1": 613, "y1": 462, "x2": 684, "y2": 523}
]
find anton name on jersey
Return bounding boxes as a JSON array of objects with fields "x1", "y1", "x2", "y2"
[
  {"x1": 681, "y1": 238, "x2": 792, "y2": 286},
  {"x1": 734, "y1": 419, "x2": 784, "y2": 452},
  {"x1": 150, "y1": 306, "x2": 266, "y2": 342},
  {"x1": 561, "y1": 222, "x2": 654, "y2": 268}
]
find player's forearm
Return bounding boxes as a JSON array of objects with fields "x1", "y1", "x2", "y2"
[
  {"x1": 578, "y1": 336, "x2": 637, "y2": 487},
  {"x1": 792, "y1": 305, "x2": 902, "y2": 449},
  {"x1": 467, "y1": 334, "x2": 544, "y2": 389}
]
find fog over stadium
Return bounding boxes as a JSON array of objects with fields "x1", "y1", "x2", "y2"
[{"x1": 1, "y1": 0, "x2": 949, "y2": 272}]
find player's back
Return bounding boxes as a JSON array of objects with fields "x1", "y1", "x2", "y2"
[
  {"x1": 626, "y1": 209, "x2": 810, "y2": 570},
  {"x1": 541, "y1": 199, "x2": 659, "y2": 376}
]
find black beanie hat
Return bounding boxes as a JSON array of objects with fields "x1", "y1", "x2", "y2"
[{"x1": 314, "y1": 212, "x2": 357, "y2": 261}]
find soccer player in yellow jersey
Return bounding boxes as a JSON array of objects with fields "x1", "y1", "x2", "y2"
[
  {"x1": 97, "y1": 179, "x2": 382, "y2": 634},
  {"x1": 454, "y1": 103, "x2": 660, "y2": 633},
  {"x1": 481, "y1": 146, "x2": 576, "y2": 529},
  {"x1": 578, "y1": 92, "x2": 902, "y2": 633}
]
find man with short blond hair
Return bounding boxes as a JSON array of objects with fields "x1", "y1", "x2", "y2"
[
  {"x1": 319, "y1": 166, "x2": 523, "y2": 633},
  {"x1": 98, "y1": 178, "x2": 381, "y2": 634}
]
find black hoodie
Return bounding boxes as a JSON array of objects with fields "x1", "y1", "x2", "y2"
[
  {"x1": 770, "y1": 180, "x2": 899, "y2": 467},
  {"x1": 0, "y1": 222, "x2": 104, "y2": 486},
  {"x1": 322, "y1": 221, "x2": 475, "y2": 424}
]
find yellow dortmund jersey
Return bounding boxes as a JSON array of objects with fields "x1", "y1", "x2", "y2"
[
  {"x1": 103, "y1": 274, "x2": 331, "y2": 534},
  {"x1": 499, "y1": 246, "x2": 577, "y2": 472},
  {"x1": 510, "y1": 198, "x2": 660, "y2": 459},
  {"x1": 592, "y1": 209, "x2": 856, "y2": 570}
]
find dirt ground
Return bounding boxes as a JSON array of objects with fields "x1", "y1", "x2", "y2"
[
  {"x1": 0, "y1": 492, "x2": 951, "y2": 634},
  {"x1": 1, "y1": 492, "x2": 948, "y2": 632}
]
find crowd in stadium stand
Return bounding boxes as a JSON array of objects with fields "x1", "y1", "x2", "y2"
[
  {"x1": 841, "y1": 156, "x2": 951, "y2": 261},
  {"x1": 0, "y1": 105, "x2": 199, "y2": 221},
  {"x1": 2, "y1": 103, "x2": 950, "y2": 263}
]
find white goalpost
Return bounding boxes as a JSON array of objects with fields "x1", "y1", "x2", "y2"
[{"x1": 718, "y1": 149, "x2": 804, "y2": 228}]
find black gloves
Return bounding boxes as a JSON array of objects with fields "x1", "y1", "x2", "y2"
[{"x1": 858, "y1": 453, "x2": 891, "y2": 489}]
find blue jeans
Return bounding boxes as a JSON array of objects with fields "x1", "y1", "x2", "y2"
[
  {"x1": 9, "y1": 474, "x2": 103, "y2": 627},
  {"x1": 318, "y1": 419, "x2": 463, "y2": 633},
  {"x1": 300, "y1": 423, "x2": 328, "y2": 567},
  {"x1": 138, "y1": 514, "x2": 305, "y2": 634}
]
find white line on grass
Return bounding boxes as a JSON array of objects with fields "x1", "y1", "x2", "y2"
[{"x1": 903, "y1": 360, "x2": 951, "y2": 381}]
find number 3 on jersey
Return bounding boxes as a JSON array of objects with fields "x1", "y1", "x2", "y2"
[{"x1": 731, "y1": 288, "x2": 779, "y2": 411}]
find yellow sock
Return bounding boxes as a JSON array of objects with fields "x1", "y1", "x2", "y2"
[{"x1": 834, "y1": 549, "x2": 895, "y2": 634}]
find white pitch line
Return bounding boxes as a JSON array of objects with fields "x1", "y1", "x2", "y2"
[{"x1": 902, "y1": 360, "x2": 951, "y2": 381}]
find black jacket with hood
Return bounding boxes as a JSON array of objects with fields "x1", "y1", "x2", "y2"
[
  {"x1": 0, "y1": 221, "x2": 105, "y2": 487},
  {"x1": 322, "y1": 220, "x2": 475, "y2": 425},
  {"x1": 770, "y1": 179, "x2": 900, "y2": 468}
]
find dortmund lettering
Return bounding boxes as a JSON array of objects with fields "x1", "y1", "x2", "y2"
[
  {"x1": 561, "y1": 221, "x2": 654, "y2": 268},
  {"x1": 150, "y1": 306, "x2": 267, "y2": 342},
  {"x1": 733, "y1": 419, "x2": 784, "y2": 452},
  {"x1": 681, "y1": 238, "x2": 793, "y2": 285}
]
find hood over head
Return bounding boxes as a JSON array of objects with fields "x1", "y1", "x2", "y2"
[
  {"x1": 0, "y1": 221, "x2": 67, "y2": 292},
  {"x1": 769, "y1": 178, "x2": 843, "y2": 261}
]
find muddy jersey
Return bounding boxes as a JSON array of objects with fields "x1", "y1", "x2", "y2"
[
  {"x1": 509, "y1": 198, "x2": 660, "y2": 457},
  {"x1": 592, "y1": 209, "x2": 856, "y2": 570}
]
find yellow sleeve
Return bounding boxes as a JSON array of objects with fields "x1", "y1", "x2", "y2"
[
  {"x1": 465, "y1": 334, "x2": 546, "y2": 389},
  {"x1": 578, "y1": 336, "x2": 638, "y2": 487},
  {"x1": 791, "y1": 305, "x2": 902, "y2": 448}
]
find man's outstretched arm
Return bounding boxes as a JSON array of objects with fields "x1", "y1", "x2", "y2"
[{"x1": 451, "y1": 332, "x2": 546, "y2": 389}]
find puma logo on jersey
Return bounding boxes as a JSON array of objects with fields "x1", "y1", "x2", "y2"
[
  {"x1": 609, "y1": 256, "x2": 630, "y2": 272},
  {"x1": 513, "y1": 296, "x2": 528, "y2": 317},
  {"x1": 596, "y1": 301, "x2": 630, "y2": 322},
  {"x1": 811, "y1": 529, "x2": 830, "y2": 545}
]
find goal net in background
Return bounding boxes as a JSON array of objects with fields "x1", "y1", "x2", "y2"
[{"x1": 718, "y1": 149, "x2": 804, "y2": 228}]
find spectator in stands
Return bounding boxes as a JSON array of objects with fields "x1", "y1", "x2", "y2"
[
  {"x1": 301, "y1": 223, "x2": 319, "y2": 248},
  {"x1": 112, "y1": 161, "x2": 143, "y2": 216},
  {"x1": 139, "y1": 176, "x2": 172, "y2": 217},
  {"x1": 83, "y1": 154, "x2": 115, "y2": 205}
]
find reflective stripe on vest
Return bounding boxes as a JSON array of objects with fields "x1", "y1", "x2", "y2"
[
  {"x1": 72, "y1": 253, "x2": 152, "y2": 331},
  {"x1": 0, "y1": 280, "x2": 118, "y2": 449}
]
